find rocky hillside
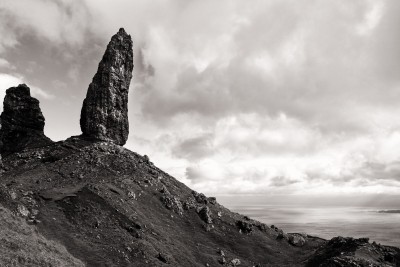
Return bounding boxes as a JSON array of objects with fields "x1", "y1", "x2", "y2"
[{"x1": 0, "y1": 29, "x2": 399, "y2": 267}]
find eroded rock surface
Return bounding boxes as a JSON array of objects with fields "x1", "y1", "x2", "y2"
[
  {"x1": 0, "y1": 84, "x2": 52, "y2": 155},
  {"x1": 80, "y1": 28, "x2": 133, "y2": 145}
]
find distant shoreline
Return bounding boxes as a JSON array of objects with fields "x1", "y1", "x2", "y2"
[{"x1": 377, "y1": 210, "x2": 400, "y2": 214}]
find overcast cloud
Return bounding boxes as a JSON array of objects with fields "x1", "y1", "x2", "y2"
[{"x1": 1, "y1": 0, "x2": 400, "y2": 195}]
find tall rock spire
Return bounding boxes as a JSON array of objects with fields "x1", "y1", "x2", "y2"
[
  {"x1": 80, "y1": 28, "x2": 134, "y2": 145},
  {"x1": 0, "y1": 84, "x2": 52, "y2": 155}
]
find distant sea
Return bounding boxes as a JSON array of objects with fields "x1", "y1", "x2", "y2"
[{"x1": 217, "y1": 196, "x2": 400, "y2": 247}]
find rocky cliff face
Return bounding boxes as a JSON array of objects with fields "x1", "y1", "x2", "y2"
[
  {"x1": 0, "y1": 84, "x2": 52, "y2": 156},
  {"x1": 80, "y1": 28, "x2": 133, "y2": 145}
]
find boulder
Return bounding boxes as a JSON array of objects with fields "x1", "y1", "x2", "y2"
[
  {"x1": 276, "y1": 229, "x2": 289, "y2": 240},
  {"x1": 192, "y1": 190, "x2": 208, "y2": 204},
  {"x1": 159, "y1": 186, "x2": 184, "y2": 215},
  {"x1": 236, "y1": 220, "x2": 253, "y2": 234},
  {"x1": 198, "y1": 206, "x2": 213, "y2": 224},
  {"x1": 230, "y1": 258, "x2": 241, "y2": 266},
  {"x1": 80, "y1": 28, "x2": 133, "y2": 145},
  {"x1": 288, "y1": 234, "x2": 306, "y2": 247},
  {"x1": 0, "y1": 84, "x2": 52, "y2": 155}
]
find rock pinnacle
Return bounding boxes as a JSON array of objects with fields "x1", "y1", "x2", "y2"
[
  {"x1": 80, "y1": 28, "x2": 134, "y2": 145},
  {"x1": 0, "y1": 84, "x2": 52, "y2": 155}
]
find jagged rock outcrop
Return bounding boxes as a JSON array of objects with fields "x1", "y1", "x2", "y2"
[
  {"x1": 307, "y1": 236, "x2": 399, "y2": 266},
  {"x1": 0, "y1": 84, "x2": 52, "y2": 155},
  {"x1": 80, "y1": 28, "x2": 133, "y2": 146}
]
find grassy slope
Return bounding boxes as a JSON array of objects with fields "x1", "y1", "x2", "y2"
[
  {"x1": 0, "y1": 204, "x2": 84, "y2": 267},
  {"x1": 2, "y1": 137, "x2": 398, "y2": 266},
  {"x1": 0, "y1": 138, "x2": 324, "y2": 266}
]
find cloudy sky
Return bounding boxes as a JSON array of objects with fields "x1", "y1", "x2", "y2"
[{"x1": 1, "y1": 0, "x2": 400, "y2": 197}]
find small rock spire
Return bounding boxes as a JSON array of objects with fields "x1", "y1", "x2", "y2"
[
  {"x1": 80, "y1": 28, "x2": 134, "y2": 145},
  {"x1": 0, "y1": 84, "x2": 52, "y2": 155}
]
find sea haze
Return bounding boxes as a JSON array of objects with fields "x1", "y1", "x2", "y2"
[{"x1": 217, "y1": 194, "x2": 400, "y2": 247}]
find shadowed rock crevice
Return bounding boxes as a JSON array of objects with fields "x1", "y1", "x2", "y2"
[
  {"x1": 0, "y1": 84, "x2": 52, "y2": 156},
  {"x1": 80, "y1": 28, "x2": 134, "y2": 146}
]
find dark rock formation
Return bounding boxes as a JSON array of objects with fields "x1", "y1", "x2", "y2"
[
  {"x1": 198, "y1": 206, "x2": 213, "y2": 224},
  {"x1": 236, "y1": 220, "x2": 253, "y2": 234},
  {"x1": 0, "y1": 84, "x2": 52, "y2": 155},
  {"x1": 192, "y1": 190, "x2": 208, "y2": 204},
  {"x1": 159, "y1": 185, "x2": 184, "y2": 215},
  {"x1": 80, "y1": 28, "x2": 133, "y2": 145}
]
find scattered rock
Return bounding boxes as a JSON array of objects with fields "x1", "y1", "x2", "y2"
[
  {"x1": 183, "y1": 197, "x2": 196, "y2": 210},
  {"x1": 17, "y1": 204, "x2": 29, "y2": 217},
  {"x1": 204, "y1": 224, "x2": 214, "y2": 232},
  {"x1": 230, "y1": 258, "x2": 241, "y2": 266},
  {"x1": 127, "y1": 191, "x2": 136, "y2": 199},
  {"x1": 0, "y1": 84, "x2": 52, "y2": 155},
  {"x1": 80, "y1": 28, "x2": 133, "y2": 145},
  {"x1": 160, "y1": 186, "x2": 183, "y2": 215},
  {"x1": 9, "y1": 191, "x2": 17, "y2": 200},
  {"x1": 217, "y1": 249, "x2": 225, "y2": 257}
]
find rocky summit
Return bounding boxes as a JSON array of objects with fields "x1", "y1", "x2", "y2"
[
  {"x1": 80, "y1": 28, "x2": 133, "y2": 146},
  {"x1": 0, "y1": 29, "x2": 399, "y2": 267},
  {"x1": 0, "y1": 84, "x2": 52, "y2": 156}
]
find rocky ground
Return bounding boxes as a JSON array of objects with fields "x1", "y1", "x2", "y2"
[{"x1": 0, "y1": 138, "x2": 399, "y2": 266}]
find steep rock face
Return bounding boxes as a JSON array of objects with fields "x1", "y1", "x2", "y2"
[
  {"x1": 80, "y1": 28, "x2": 133, "y2": 145},
  {"x1": 0, "y1": 84, "x2": 52, "y2": 155}
]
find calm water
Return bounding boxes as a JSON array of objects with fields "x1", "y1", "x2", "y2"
[{"x1": 218, "y1": 199, "x2": 400, "y2": 247}]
